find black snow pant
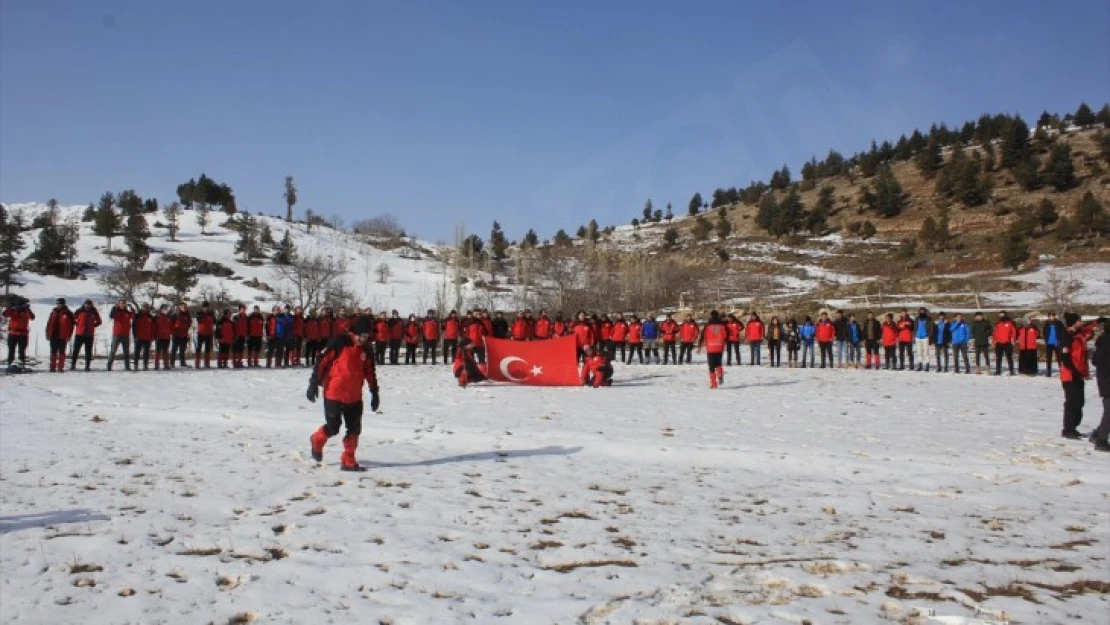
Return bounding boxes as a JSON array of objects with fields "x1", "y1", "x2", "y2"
[
  {"x1": 994, "y1": 344, "x2": 1014, "y2": 375},
  {"x1": 6, "y1": 335, "x2": 28, "y2": 365},
  {"x1": 1044, "y1": 346, "x2": 1062, "y2": 377},
  {"x1": 679, "y1": 342, "x2": 694, "y2": 364},
  {"x1": 726, "y1": 341, "x2": 741, "y2": 366},
  {"x1": 389, "y1": 339, "x2": 401, "y2": 365},
  {"x1": 374, "y1": 341, "x2": 388, "y2": 365},
  {"x1": 218, "y1": 342, "x2": 231, "y2": 367},
  {"x1": 267, "y1": 339, "x2": 285, "y2": 367},
  {"x1": 662, "y1": 341, "x2": 677, "y2": 364},
  {"x1": 443, "y1": 339, "x2": 458, "y2": 364},
  {"x1": 304, "y1": 340, "x2": 319, "y2": 366},
  {"x1": 768, "y1": 339, "x2": 781, "y2": 367},
  {"x1": 405, "y1": 342, "x2": 417, "y2": 364},
  {"x1": 1062, "y1": 380, "x2": 1085, "y2": 434},
  {"x1": 133, "y1": 339, "x2": 151, "y2": 370},
  {"x1": 171, "y1": 337, "x2": 189, "y2": 367},
  {"x1": 884, "y1": 346, "x2": 897, "y2": 369},
  {"x1": 1092, "y1": 397, "x2": 1110, "y2": 445},
  {"x1": 626, "y1": 343, "x2": 643, "y2": 364},
  {"x1": 156, "y1": 339, "x2": 171, "y2": 368},
  {"x1": 952, "y1": 344, "x2": 970, "y2": 373},
  {"x1": 1018, "y1": 349, "x2": 1039, "y2": 376},
  {"x1": 974, "y1": 344, "x2": 990, "y2": 370},
  {"x1": 935, "y1": 345, "x2": 949, "y2": 372},
  {"x1": 49, "y1": 339, "x2": 67, "y2": 368},
  {"x1": 898, "y1": 343, "x2": 913, "y2": 370},
  {"x1": 71, "y1": 335, "x2": 94, "y2": 370},
  {"x1": 195, "y1": 335, "x2": 213, "y2": 367},
  {"x1": 613, "y1": 342, "x2": 626, "y2": 363},
  {"x1": 818, "y1": 342, "x2": 833, "y2": 368},
  {"x1": 422, "y1": 339, "x2": 438, "y2": 364},
  {"x1": 323, "y1": 399, "x2": 363, "y2": 436},
  {"x1": 473, "y1": 346, "x2": 485, "y2": 364}
]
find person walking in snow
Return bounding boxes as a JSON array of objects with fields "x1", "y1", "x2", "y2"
[
  {"x1": 45, "y1": 298, "x2": 73, "y2": 373},
  {"x1": 1089, "y1": 319, "x2": 1109, "y2": 452},
  {"x1": 1059, "y1": 313, "x2": 1099, "y2": 440},
  {"x1": 306, "y1": 318, "x2": 381, "y2": 471},
  {"x1": 3, "y1": 296, "x2": 34, "y2": 368},
  {"x1": 70, "y1": 299, "x2": 102, "y2": 371},
  {"x1": 697, "y1": 310, "x2": 728, "y2": 388}
]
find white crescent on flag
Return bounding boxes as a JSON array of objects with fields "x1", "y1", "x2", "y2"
[{"x1": 498, "y1": 356, "x2": 528, "y2": 381}]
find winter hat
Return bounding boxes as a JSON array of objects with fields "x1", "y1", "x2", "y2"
[
  {"x1": 84, "y1": 299, "x2": 93, "y2": 306},
  {"x1": 56, "y1": 297, "x2": 66, "y2": 306},
  {"x1": 1063, "y1": 312, "x2": 1081, "y2": 327},
  {"x1": 351, "y1": 316, "x2": 372, "y2": 336}
]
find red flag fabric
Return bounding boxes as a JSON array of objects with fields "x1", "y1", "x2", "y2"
[{"x1": 484, "y1": 335, "x2": 581, "y2": 386}]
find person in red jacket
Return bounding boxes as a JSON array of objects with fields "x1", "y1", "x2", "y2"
[
  {"x1": 194, "y1": 301, "x2": 216, "y2": 369},
  {"x1": 442, "y1": 310, "x2": 461, "y2": 365},
  {"x1": 216, "y1": 309, "x2": 236, "y2": 368},
  {"x1": 881, "y1": 313, "x2": 899, "y2": 370},
  {"x1": 610, "y1": 313, "x2": 629, "y2": 363},
  {"x1": 70, "y1": 299, "x2": 102, "y2": 371},
  {"x1": 511, "y1": 311, "x2": 529, "y2": 341},
  {"x1": 659, "y1": 314, "x2": 679, "y2": 365},
  {"x1": 333, "y1": 307, "x2": 352, "y2": 336},
  {"x1": 290, "y1": 306, "x2": 305, "y2": 366},
  {"x1": 746, "y1": 312, "x2": 765, "y2": 366},
  {"x1": 404, "y1": 314, "x2": 420, "y2": 365},
  {"x1": 464, "y1": 313, "x2": 486, "y2": 363},
  {"x1": 1059, "y1": 313, "x2": 1099, "y2": 439},
  {"x1": 45, "y1": 297, "x2": 74, "y2": 373},
  {"x1": 896, "y1": 310, "x2": 914, "y2": 371},
  {"x1": 625, "y1": 315, "x2": 643, "y2": 364},
  {"x1": 992, "y1": 311, "x2": 1018, "y2": 376},
  {"x1": 318, "y1": 308, "x2": 334, "y2": 344},
  {"x1": 306, "y1": 319, "x2": 381, "y2": 472},
  {"x1": 170, "y1": 302, "x2": 192, "y2": 368},
  {"x1": 725, "y1": 314, "x2": 743, "y2": 366},
  {"x1": 373, "y1": 312, "x2": 390, "y2": 365},
  {"x1": 153, "y1": 304, "x2": 173, "y2": 370},
  {"x1": 231, "y1": 305, "x2": 248, "y2": 368},
  {"x1": 534, "y1": 311, "x2": 552, "y2": 340},
  {"x1": 697, "y1": 310, "x2": 728, "y2": 388},
  {"x1": 387, "y1": 310, "x2": 404, "y2": 365},
  {"x1": 247, "y1": 305, "x2": 265, "y2": 367},
  {"x1": 422, "y1": 310, "x2": 440, "y2": 364},
  {"x1": 552, "y1": 313, "x2": 568, "y2": 337},
  {"x1": 679, "y1": 314, "x2": 699, "y2": 364},
  {"x1": 580, "y1": 345, "x2": 613, "y2": 388},
  {"x1": 303, "y1": 309, "x2": 321, "y2": 367},
  {"x1": 571, "y1": 311, "x2": 595, "y2": 363},
  {"x1": 815, "y1": 311, "x2": 836, "y2": 368},
  {"x1": 453, "y1": 338, "x2": 487, "y2": 387},
  {"x1": 131, "y1": 303, "x2": 154, "y2": 370},
  {"x1": 3, "y1": 296, "x2": 35, "y2": 368},
  {"x1": 106, "y1": 299, "x2": 136, "y2": 371},
  {"x1": 599, "y1": 315, "x2": 614, "y2": 357},
  {"x1": 1016, "y1": 318, "x2": 1040, "y2": 376}
]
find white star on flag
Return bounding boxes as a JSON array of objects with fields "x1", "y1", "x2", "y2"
[{"x1": 530, "y1": 365, "x2": 544, "y2": 377}]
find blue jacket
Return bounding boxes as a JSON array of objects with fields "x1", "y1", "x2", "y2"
[
  {"x1": 641, "y1": 319, "x2": 659, "y2": 340},
  {"x1": 950, "y1": 321, "x2": 970, "y2": 346},
  {"x1": 274, "y1": 313, "x2": 293, "y2": 340},
  {"x1": 799, "y1": 322, "x2": 816, "y2": 344},
  {"x1": 915, "y1": 318, "x2": 931, "y2": 340},
  {"x1": 847, "y1": 321, "x2": 861, "y2": 344}
]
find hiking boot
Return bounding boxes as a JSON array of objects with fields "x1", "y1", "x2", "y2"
[{"x1": 310, "y1": 426, "x2": 329, "y2": 462}]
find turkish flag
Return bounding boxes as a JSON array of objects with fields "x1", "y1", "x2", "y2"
[{"x1": 484, "y1": 335, "x2": 581, "y2": 386}]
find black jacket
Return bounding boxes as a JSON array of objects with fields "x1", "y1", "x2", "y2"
[
  {"x1": 862, "y1": 318, "x2": 882, "y2": 342},
  {"x1": 1095, "y1": 331, "x2": 1109, "y2": 398},
  {"x1": 1042, "y1": 319, "x2": 1068, "y2": 348},
  {"x1": 833, "y1": 317, "x2": 849, "y2": 341}
]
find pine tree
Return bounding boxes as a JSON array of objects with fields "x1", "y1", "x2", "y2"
[
  {"x1": 806, "y1": 186, "x2": 833, "y2": 234},
  {"x1": 773, "y1": 189, "x2": 804, "y2": 235},
  {"x1": 196, "y1": 203, "x2": 211, "y2": 235},
  {"x1": 273, "y1": 229, "x2": 297, "y2": 265},
  {"x1": 163, "y1": 202, "x2": 182, "y2": 241},
  {"x1": 29, "y1": 202, "x2": 66, "y2": 275},
  {"x1": 866, "y1": 165, "x2": 906, "y2": 217},
  {"x1": 715, "y1": 210, "x2": 732, "y2": 240},
  {"x1": 1000, "y1": 115, "x2": 1031, "y2": 170},
  {"x1": 1076, "y1": 191, "x2": 1107, "y2": 236},
  {"x1": 957, "y1": 155, "x2": 992, "y2": 206},
  {"x1": 769, "y1": 165, "x2": 792, "y2": 190},
  {"x1": 489, "y1": 221, "x2": 509, "y2": 260},
  {"x1": 652, "y1": 209, "x2": 662, "y2": 223},
  {"x1": 576, "y1": 225, "x2": 587, "y2": 239},
  {"x1": 1037, "y1": 110, "x2": 1055, "y2": 128},
  {"x1": 999, "y1": 229, "x2": 1030, "y2": 271},
  {"x1": 692, "y1": 216, "x2": 712, "y2": 241},
  {"x1": 259, "y1": 221, "x2": 275, "y2": 248},
  {"x1": 860, "y1": 221, "x2": 877, "y2": 240},
  {"x1": 1012, "y1": 152, "x2": 1041, "y2": 191},
  {"x1": 93, "y1": 192, "x2": 121, "y2": 251},
  {"x1": 1034, "y1": 198, "x2": 1059, "y2": 233},
  {"x1": 662, "y1": 227, "x2": 679, "y2": 248},
  {"x1": 1055, "y1": 215, "x2": 1076, "y2": 243},
  {"x1": 915, "y1": 137, "x2": 943, "y2": 177},
  {"x1": 756, "y1": 192, "x2": 778, "y2": 232},
  {"x1": 1101, "y1": 131, "x2": 1110, "y2": 164},
  {"x1": 553, "y1": 229, "x2": 572, "y2": 247},
  {"x1": 1074, "y1": 103, "x2": 1096, "y2": 127},
  {"x1": 1097, "y1": 104, "x2": 1110, "y2": 127},
  {"x1": 642, "y1": 199, "x2": 653, "y2": 222},
  {"x1": 919, "y1": 216, "x2": 939, "y2": 251},
  {"x1": 1042, "y1": 142, "x2": 1077, "y2": 192},
  {"x1": 665, "y1": 203, "x2": 674, "y2": 221},
  {"x1": 117, "y1": 189, "x2": 143, "y2": 216},
  {"x1": 0, "y1": 205, "x2": 27, "y2": 294},
  {"x1": 688, "y1": 193, "x2": 702, "y2": 216},
  {"x1": 236, "y1": 213, "x2": 262, "y2": 262},
  {"x1": 586, "y1": 219, "x2": 600, "y2": 243},
  {"x1": 284, "y1": 175, "x2": 297, "y2": 222},
  {"x1": 81, "y1": 204, "x2": 96, "y2": 222},
  {"x1": 123, "y1": 212, "x2": 150, "y2": 267},
  {"x1": 522, "y1": 229, "x2": 539, "y2": 248}
]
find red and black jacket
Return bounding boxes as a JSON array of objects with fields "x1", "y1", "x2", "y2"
[
  {"x1": 3, "y1": 307, "x2": 34, "y2": 336},
  {"x1": 313, "y1": 334, "x2": 378, "y2": 404},
  {"x1": 46, "y1": 308, "x2": 74, "y2": 341},
  {"x1": 154, "y1": 314, "x2": 173, "y2": 341},
  {"x1": 292, "y1": 313, "x2": 304, "y2": 339},
  {"x1": 217, "y1": 317, "x2": 236, "y2": 345},
  {"x1": 404, "y1": 321, "x2": 420, "y2": 345},
  {"x1": 132, "y1": 311, "x2": 154, "y2": 342},
  {"x1": 171, "y1": 311, "x2": 192, "y2": 339},
  {"x1": 248, "y1": 312, "x2": 265, "y2": 338},
  {"x1": 195, "y1": 310, "x2": 216, "y2": 337},
  {"x1": 74, "y1": 307, "x2": 102, "y2": 338},
  {"x1": 304, "y1": 317, "x2": 320, "y2": 342}
]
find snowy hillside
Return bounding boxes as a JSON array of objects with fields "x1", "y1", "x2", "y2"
[
  {"x1": 3, "y1": 202, "x2": 514, "y2": 357},
  {"x1": 1, "y1": 365, "x2": 1108, "y2": 624}
]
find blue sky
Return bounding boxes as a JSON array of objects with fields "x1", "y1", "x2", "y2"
[{"x1": 2, "y1": 1, "x2": 1108, "y2": 242}]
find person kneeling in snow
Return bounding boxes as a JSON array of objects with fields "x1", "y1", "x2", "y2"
[
  {"x1": 306, "y1": 318, "x2": 381, "y2": 471},
  {"x1": 581, "y1": 345, "x2": 613, "y2": 388},
  {"x1": 453, "y1": 338, "x2": 487, "y2": 387}
]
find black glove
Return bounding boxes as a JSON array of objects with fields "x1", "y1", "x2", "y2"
[
  {"x1": 370, "y1": 389, "x2": 380, "y2": 412},
  {"x1": 306, "y1": 381, "x2": 318, "y2": 403}
]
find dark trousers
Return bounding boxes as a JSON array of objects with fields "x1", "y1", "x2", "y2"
[
  {"x1": 1018, "y1": 349, "x2": 1038, "y2": 375},
  {"x1": 171, "y1": 337, "x2": 188, "y2": 366},
  {"x1": 1062, "y1": 380, "x2": 1085, "y2": 434},
  {"x1": 304, "y1": 340, "x2": 319, "y2": 366},
  {"x1": 155, "y1": 339, "x2": 171, "y2": 368},
  {"x1": 473, "y1": 346, "x2": 485, "y2": 364},
  {"x1": 884, "y1": 346, "x2": 897, "y2": 369},
  {"x1": 388, "y1": 339, "x2": 401, "y2": 364},
  {"x1": 71, "y1": 336, "x2": 94, "y2": 369},
  {"x1": 935, "y1": 345, "x2": 949, "y2": 371},
  {"x1": 422, "y1": 339, "x2": 438, "y2": 364},
  {"x1": 994, "y1": 344, "x2": 1014, "y2": 375},
  {"x1": 726, "y1": 341, "x2": 741, "y2": 366},
  {"x1": 443, "y1": 339, "x2": 458, "y2": 364},
  {"x1": 374, "y1": 341, "x2": 387, "y2": 365},
  {"x1": 818, "y1": 342, "x2": 833, "y2": 368},
  {"x1": 898, "y1": 343, "x2": 913, "y2": 369},
  {"x1": 1092, "y1": 397, "x2": 1110, "y2": 445},
  {"x1": 662, "y1": 342, "x2": 677, "y2": 364},
  {"x1": 217, "y1": 343, "x2": 232, "y2": 367},
  {"x1": 6, "y1": 335, "x2": 28, "y2": 365},
  {"x1": 49, "y1": 339, "x2": 67, "y2": 365},
  {"x1": 613, "y1": 342, "x2": 626, "y2": 363},
  {"x1": 195, "y1": 335, "x2": 213, "y2": 366},
  {"x1": 1044, "y1": 346, "x2": 1062, "y2": 376},
  {"x1": 974, "y1": 344, "x2": 991, "y2": 369},
  {"x1": 626, "y1": 343, "x2": 643, "y2": 364},
  {"x1": 405, "y1": 342, "x2": 417, "y2": 364},
  {"x1": 267, "y1": 339, "x2": 285, "y2": 366},
  {"x1": 133, "y1": 340, "x2": 151, "y2": 369},
  {"x1": 323, "y1": 399, "x2": 363, "y2": 436},
  {"x1": 768, "y1": 340, "x2": 781, "y2": 367},
  {"x1": 952, "y1": 344, "x2": 970, "y2": 372},
  {"x1": 679, "y1": 342, "x2": 694, "y2": 363}
]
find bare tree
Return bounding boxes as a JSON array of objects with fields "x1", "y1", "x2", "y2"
[
  {"x1": 1040, "y1": 267, "x2": 1082, "y2": 314},
  {"x1": 163, "y1": 202, "x2": 183, "y2": 241},
  {"x1": 98, "y1": 257, "x2": 149, "y2": 305},
  {"x1": 271, "y1": 252, "x2": 350, "y2": 309},
  {"x1": 196, "y1": 204, "x2": 211, "y2": 235},
  {"x1": 376, "y1": 262, "x2": 392, "y2": 284},
  {"x1": 352, "y1": 214, "x2": 404, "y2": 239}
]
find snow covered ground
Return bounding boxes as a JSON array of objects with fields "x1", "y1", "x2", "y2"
[{"x1": 2, "y1": 364, "x2": 1108, "y2": 624}]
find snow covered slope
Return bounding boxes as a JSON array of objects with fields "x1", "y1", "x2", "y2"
[
  {"x1": 4, "y1": 202, "x2": 511, "y2": 357},
  {"x1": 1, "y1": 365, "x2": 1107, "y2": 624}
]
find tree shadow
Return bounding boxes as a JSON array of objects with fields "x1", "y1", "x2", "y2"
[
  {"x1": 0, "y1": 509, "x2": 109, "y2": 535},
  {"x1": 362, "y1": 445, "x2": 582, "y2": 469}
]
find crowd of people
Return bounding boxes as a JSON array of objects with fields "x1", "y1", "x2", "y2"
[{"x1": 3, "y1": 297, "x2": 1106, "y2": 453}]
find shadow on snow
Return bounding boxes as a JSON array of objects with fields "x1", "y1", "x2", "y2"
[
  {"x1": 0, "y1": 509, "x2": 110, "y2": 535},
  {"x1": 362, "y1": 445, "x2": 582, "y2": 469}
]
